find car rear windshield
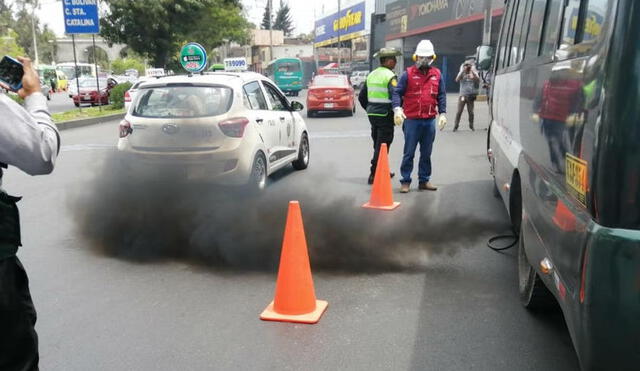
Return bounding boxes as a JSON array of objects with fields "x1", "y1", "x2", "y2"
[
  {"x1": 79, "y1": 79, "x2": 107, "y2": 88},
  {"x1": 132, "y1": 85, "x2": 233, "y2": 118},
  {"x1": 313, "y1": 76, "x2": 346, "y2": 87}
]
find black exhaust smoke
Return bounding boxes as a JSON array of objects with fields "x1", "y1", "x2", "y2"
[{"x1": 70, "y1": 154, "x2": 498, "y2": 273}]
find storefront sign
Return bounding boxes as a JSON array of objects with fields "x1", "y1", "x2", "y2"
[
  {"x1": 314, "y1": 2, "x2": 366, "y2": 47},
  {"x1": 386, "y1": 0, "x2": 503, "y2": 39}
]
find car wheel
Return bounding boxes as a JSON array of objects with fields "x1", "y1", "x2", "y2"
[
  {"x1": 518, "y1": 225, "x2": 557, "y2": 311},
  {"x1": 249, "y1": 152, "x2": 267, "y2": 191},
  {"x1": 307, "y1": 110, "x2": 315, "y2": 118},
  {"x1": 292, "y1": 133, "x2": 310, "y2": 170},
  {"x1": 347, "y1": 108, "x2": 354, "y2": 117},
  {"x1": 74, "y1": 102, "x2": 79, "y2": 107}
]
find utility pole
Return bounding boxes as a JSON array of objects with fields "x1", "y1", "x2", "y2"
[
  {"x1": 268, "y1": 0, "x2": 273, "y2": 63},
  {"x1": 30, "y1": 0, "x2": 39, "y2": 66},
  {"x1": 337, "y1": 0, "x2": 341, "y2": 68}
]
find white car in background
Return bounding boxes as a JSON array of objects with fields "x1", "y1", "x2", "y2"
[
  {"x1": 350, "y1": 71, "x2": 369, "y2": 89},
  {"x1": 117, "y1": 72, "x2": 310, "y2": 190},
  {"x1": 124, "y1": 77, "x2": 152, "y2": 111}
]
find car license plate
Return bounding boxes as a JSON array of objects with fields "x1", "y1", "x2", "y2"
[
  {"x1": 324, "y1": 103, "x2": 334, "y2": 108},
  {"x1": 83, "y1": 95, "x2": 91, "y2": 100}
]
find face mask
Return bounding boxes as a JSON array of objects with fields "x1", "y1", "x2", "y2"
[{"x1": 417, "y1": 56, "x2": 434, "y2": 68}]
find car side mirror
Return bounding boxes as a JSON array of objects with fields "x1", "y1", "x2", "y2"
[
  {"x1": 290, "y1": 101, "x2": 304, "y2": 111},
  {"x1": 476, "y1": 45, "x2": 494, "y2": 71}
]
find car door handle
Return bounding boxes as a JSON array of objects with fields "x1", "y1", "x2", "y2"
[
  {"x1": 256, "y1": 118, "x2": 264, "y2": 123},
  {"x1": 279, "y1": 116, "x2": 286, "y2": 121}
]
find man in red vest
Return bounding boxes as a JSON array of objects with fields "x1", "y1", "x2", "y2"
[{"x1": 392, "y1": 40, "x2": 447, "y2": 193}]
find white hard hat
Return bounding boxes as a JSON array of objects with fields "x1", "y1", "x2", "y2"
[{"x1": 415, "y1": 40, "x2": 435, "y2": 57}]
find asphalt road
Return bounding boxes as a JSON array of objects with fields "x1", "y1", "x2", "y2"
[
  {"x1": 48, "y1": 90, "x2": 77, "y2": 113},
  {"x1": 3, "y1": 90, "x2": 580, "y2": 370}
]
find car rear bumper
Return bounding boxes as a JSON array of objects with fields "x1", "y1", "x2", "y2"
[
  {"x1": 116, "y1": 138, "x2": 255, "y2": 185},
  {"x1": 307, "y1": 99, "x2": 353, "y2": 111}
]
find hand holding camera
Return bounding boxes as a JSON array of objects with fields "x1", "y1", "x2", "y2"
[{"x1": 0, "y1": 56, "x2": 40, "y2": 99}]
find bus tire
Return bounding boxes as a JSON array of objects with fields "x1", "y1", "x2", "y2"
[{"x1": 518, "y1": 225, "x2": 557, "y2": 311}]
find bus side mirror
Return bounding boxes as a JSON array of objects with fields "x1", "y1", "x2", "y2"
[
  {"x1": 476, "y1": 45, "x2": 494, "y2": 71},
  {"x1": 290, "y1": 101, "x2": 304, "y2": 111}
]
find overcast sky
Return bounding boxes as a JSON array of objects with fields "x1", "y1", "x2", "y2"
[{"x1": 31, "y1": 0, "x2": 371, "y2": 37}]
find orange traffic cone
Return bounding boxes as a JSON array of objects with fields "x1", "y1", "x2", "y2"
[
  {"x1": 552, "y1": 199, "x2": 576, "y2": 231},
  {"x1": 260, "y1": 201, "x2": 328, "y2": 324},
  {"x1": 363, "y1": 143, "x2": 400, "y2": 210}
]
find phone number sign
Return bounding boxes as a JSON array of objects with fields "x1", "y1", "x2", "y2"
[
  {"x1": 224, "y1": 58, "x2": 248, "y2": 71},
  {"x1": 62, "y1": 0, "x2": 100, "y2": 34}
]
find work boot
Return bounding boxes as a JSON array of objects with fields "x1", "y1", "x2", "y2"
[
  {"x1": 400, "y1": 183, "x2": 410, "y2": 193},
  {"x1": 419, "y1": 182, "x2": 438, "y2": 191}
]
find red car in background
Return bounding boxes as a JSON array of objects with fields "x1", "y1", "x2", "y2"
[
  {"x1": 72, "y1": 78, "x2": 117, "y2": 107},
  {"x1": 306, "y1": 74, "x2": 355, "y2": 117}
]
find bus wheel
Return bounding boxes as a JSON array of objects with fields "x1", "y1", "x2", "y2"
[{"x1": 518, "y1": 224, "x2": 557, "y2": 311}]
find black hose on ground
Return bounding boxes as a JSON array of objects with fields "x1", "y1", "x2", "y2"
[{"x1": 487, "y1": 234, "x2": 518, "y2": 251}]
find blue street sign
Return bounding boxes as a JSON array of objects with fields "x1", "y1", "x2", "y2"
[{"x1": 63, "y1": 0, "x2": 100, "y2": 34}]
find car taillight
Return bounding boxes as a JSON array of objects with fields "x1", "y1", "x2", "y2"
[
  {"x1": 219, "y1": 117, "x2": 250, "y2": 138},
  {"x1": 119, "y1": 119, "x2": 133, "y2": 138},
  {"x1": 124, "y1": 90, "x2": 131, "y2": 102}
]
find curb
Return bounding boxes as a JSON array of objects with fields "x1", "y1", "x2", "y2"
[{"x1": 55, "y1": 113, "x2": 125, "y2": 131}]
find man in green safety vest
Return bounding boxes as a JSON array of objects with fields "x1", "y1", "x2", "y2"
[{"x1": 358, "y1": 47, "x2": 402, "y2": 185}]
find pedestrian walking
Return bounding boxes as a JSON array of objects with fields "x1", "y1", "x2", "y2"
[
  {"x1": 0, "y1": 56, "x2": 60, "y2": 371},
  {"x1": 392, "y1": 40, "x2": 447, "y2": 193},
  {"x1": 454, "y1": 60, "x2": 480, "y2": 131},
  {"x1": 358, "y1": 48, "x2": 401, "y2": 185}
]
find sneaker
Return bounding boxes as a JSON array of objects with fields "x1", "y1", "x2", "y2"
[
  {"x1": 400, "y1": 183, "x2": 410, "y2": 193},
  {"x1": 453, "y1": 126, "x2": 459, "y2": 132},
  {"x1": 470, "y1": 125, "x2": 475, "y2": 131},
  {"x1": 418, "y1": 182, "x2": 438, "y2": 191}
]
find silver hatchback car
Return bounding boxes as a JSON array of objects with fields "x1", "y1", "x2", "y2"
[{"x1": 117, "y1": 72, "x2": 310, "y2": 189}]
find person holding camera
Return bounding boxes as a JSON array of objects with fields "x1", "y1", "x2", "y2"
[
  {"x1": 454, "y1": 60, "x2": 480, "y2": 131},
  {"x1": 0, "y1": 56, "x2": 60, "y2": 370}
]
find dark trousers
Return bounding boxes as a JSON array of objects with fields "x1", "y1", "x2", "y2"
[
  {"x1": 0, "y1": 256, "x2": 39, "y2": 371},
  {"x1": 400, "y1": 118, "x2": 436, "y2": 184},
  {"x1": 454, "y1": 95, "x2": 475, "y2": 129},
  {"x1": 368, "y1": 113, "x2": 395, "y2": 176}
]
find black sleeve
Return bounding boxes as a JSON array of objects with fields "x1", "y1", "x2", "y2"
[{"x1": 358, "y1": 83, "x2": 368, "y2": 110}]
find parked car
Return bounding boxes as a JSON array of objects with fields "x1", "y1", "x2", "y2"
[
  {"x1": 39, "y1": 79, "x2": 51, "y2": 100},
  {"x1": 117, "y1": 72, "x2": 310, "y2": 190},
  {"x1": 350, "y1": 71, "x2": 369, "y2": 89},
  {"x1": 72, "y1": 78, "x2": 117, "y2": 107},
  {"x1": 306, "y1": 74, "x2": 355, "y2": 117},
  {"x1": 124, "y1": 77, "x2": 151, "y2": 111}
]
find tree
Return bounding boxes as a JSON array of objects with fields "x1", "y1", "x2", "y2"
[
  {"x1": 111, "y1": 57, "x2": 146, "y2": 76},
  {"x1": 273, "y1": 0, "x2": 293, "y2": 36},
  {"x1": 100, "y1": 0, "x2": 250, "y2": 69},
  {"x1": 0, "y1": 29, "x2": 25, "y2": 57},
  {"x1": 261, "y1": 2, "x2": 272, "y2": 30}
]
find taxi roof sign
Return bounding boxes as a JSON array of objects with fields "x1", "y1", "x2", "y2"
[{"x1": 180, "y1": 42, "x2": 208, "y2": 73}]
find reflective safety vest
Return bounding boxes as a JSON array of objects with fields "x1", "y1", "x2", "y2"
[
  {"x1": 366, "y1": 67, "x2": 396, "y2": 117},
  {"x1": 402, "y1": 65, "x2": 442, "y2": 119}
]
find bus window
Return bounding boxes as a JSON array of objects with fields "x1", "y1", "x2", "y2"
[
  {"x1": 501, "y1": 0, "x2": 519, "y2": 69},
  {"x1": 539, "y1": 0, "x2": 564, "y2": 58},
  {"x1": 508, "y1": 0, "x2": 529, "y2": 66},
  {"x1": 524, "y1": 0, "x2": 549, "y2": 60},
  {"x1": 495, "y1": 1, "x2": 513, "y2": 70},
  {"x1": 580, "y1": 0, "x2": 608, "y2": 42},
  {"x1": 560, "y1": 0, "x2": 581, "y2": 47}
]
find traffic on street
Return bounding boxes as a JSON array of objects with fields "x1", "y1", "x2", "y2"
[{"x1": 1, "y1": 0, "x2": 638, "y2": 370}]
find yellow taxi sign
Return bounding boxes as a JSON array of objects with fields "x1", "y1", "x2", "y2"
[{"x1": 565, "y1": 154, "x2": 588, "y2": 206}]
